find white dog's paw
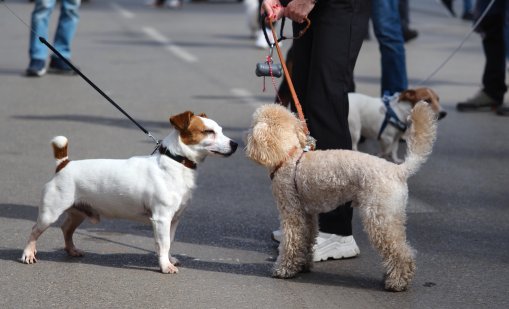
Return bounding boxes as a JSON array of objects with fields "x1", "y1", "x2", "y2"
[
  {"x1": 21, "y1": 250, "x2": 37, "y2": 264},
  {"x1": 160, "y1": 262, "x2": 179, "y2": 274}
]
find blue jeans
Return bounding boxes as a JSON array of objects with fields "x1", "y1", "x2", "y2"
[
  {"x1": 463, "y1": 0, "x2": 473, "y2": 13},
  {"x1": 371, "y1": 0, "x2": 408, "y2": 96},
  {"x1": 29, "y1": 0, "x2": 81, "y2": 61}
]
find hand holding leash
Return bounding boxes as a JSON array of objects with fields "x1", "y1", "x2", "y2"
[{"x1": 284, "y1": 0, "x2": 316, "y2": 24}]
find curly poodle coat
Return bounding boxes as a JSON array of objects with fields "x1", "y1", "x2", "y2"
[{"x1": 246, "y1": 102, "x2": 437, "y2": 291}]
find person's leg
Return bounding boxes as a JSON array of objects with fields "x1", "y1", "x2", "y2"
[
  {"x1": 372, "y1": 0, "x2": 408, "y2": 96},
  {"x1": 399, "y1": 0, "x2": 409, "y2": 30},
  {"x1": 457, "y1": 0, "x2": 507, "y2": 111},
  {"x1": 463, "y1": 0, "x2": 473, "y2": 14},
  {"x1": 53, "y1": 0, "x2": 81, "y2": 60},
  {"x1": 292, "y1": 0, "x2": 369, "y2": 236},
  {"x1": 29, "y1": 0, "x2": 56, "y2": 61},
  {"x1": 478, "y1": 0, "x2": 507, "y2": 103}
]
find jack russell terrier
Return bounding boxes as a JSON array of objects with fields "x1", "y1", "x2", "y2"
[
  {"x1": 21, "y1": 111, "x2": 237, "y2": 274},
  {"x1": 348, "y1": 88, "x2": 446, "y2": 163}
]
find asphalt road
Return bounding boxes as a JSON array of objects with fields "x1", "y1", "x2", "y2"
[{"x1": 0, "y1": 0, "x2": 508, "y2": 308}]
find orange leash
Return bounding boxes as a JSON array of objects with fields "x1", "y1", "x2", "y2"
[{"x1": 269, "y1": 19, "x2": 315, "y2": 150}]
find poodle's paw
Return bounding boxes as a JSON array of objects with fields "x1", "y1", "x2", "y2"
[
  {"x1": 384, "y1": 276, "x2": 410, "y2": 292},
  {"x1": 65, "y1": 246, "x2": 84, "y2": 257},
  {"x1": 272, "y1": 266, "x2": 298, "y2": 279}
]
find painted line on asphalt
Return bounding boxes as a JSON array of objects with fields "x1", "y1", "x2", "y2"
[
  {"x1": 111, "y1": 2, "x2": 135, "y2": 19},
  {"x1": 230, "y1": 88, "x2": 264, "y2": 107},
  {"x1": 142, "y1": 26, "x2": 198, "y2": 63}
]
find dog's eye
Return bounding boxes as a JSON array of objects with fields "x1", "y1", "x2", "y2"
[
  {"x1": 203, "y1": 129, "x2": 215, "y2": 134},
  {"x1": 424, "y1": 98, "x2": 432, "y2": 103}
]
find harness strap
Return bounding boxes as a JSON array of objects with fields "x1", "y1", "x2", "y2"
[{"x1": 377, "y1": 93, "x2": 408, "y2": 140}]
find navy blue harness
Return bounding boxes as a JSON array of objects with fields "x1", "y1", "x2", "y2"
[{"x1": 377, "y1": 93, "x2": 408, "y2": 140}]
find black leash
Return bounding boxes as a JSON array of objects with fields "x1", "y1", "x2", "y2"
[
  {"x1": 1, "y1": 1, "x2": 159, "y2": 146},
  {"x1": 39, "y1": 37, "x2": 159, "y2": 146}
]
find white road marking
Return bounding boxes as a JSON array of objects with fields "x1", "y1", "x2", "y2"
[
  {"x1": 111, "y1": 3, "x2": 135, "y2": 19},
  {"x1": 142, "y1": 26, "x2": 198, "y2": 63},
  {"x1": 230, "y1": 88, "x2": 264, "y2": 107}
]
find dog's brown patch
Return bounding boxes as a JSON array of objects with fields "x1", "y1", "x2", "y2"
[
  {"x1": 56, "y1": 159, "x2": 70, "y2": 173},
  {"x1": 71, "y1": 202, "x2": 100, "y2": 224},
  {"x1": 169, "y1": 111, "x2": 208, "y2": 145},
  {"x1": 399, "y1": 88, "x2": 440, "y2": 114}
]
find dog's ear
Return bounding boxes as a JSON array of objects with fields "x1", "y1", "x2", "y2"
[
  {"x1": 198, "y1": 113, "x2": 208, "y2": 118},
  {"x1": 170, "y1": 111, "x2": 194, "y2": 131},
  {"x1": 399, "y1": 89, "x2": 417, "y2": 103},
  {"x1": 246, "y1": 122, "x2": 288, "y2": 167},
  {"x1": 295, "y1": 120, "x2": 307, "y2": 148}
]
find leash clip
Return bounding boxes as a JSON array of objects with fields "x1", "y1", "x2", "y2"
[{"x1": 304, "y1": 135, "x2": 316, "y2": 152}]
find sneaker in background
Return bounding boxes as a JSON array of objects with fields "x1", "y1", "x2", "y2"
[
  {"x1": 456, "y1": 90, "x2": 500, "y2": 111},
  {"x1": 48, "y1": 57, "x2": 77, "y2": 75},
  {"x1": 255, "y1": 28, "x2": 278, "y2": 49},
  {"x1": 25, "y1": 59, "x2": 46, "y2": 77}
]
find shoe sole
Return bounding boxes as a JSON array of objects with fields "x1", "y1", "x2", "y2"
[
  {"x1": 313, "y1": 247, "x2": 360, "y2": 262},
  {"x1": 457, "y1": 104, "x2": 498, "y2": 112},
  {"x1": 26, "y1": 68, "x2": 47, "y2": 77},
  {"x1": 48, "y1": 68, "x2": 77, "y2": 76}
]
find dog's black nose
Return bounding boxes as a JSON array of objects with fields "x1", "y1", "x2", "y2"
[
  {"x1": 230, "y1": 140, "x2": 238, "y2": 153},
  {"x1": 438, "y1": 111, "x2": 447, "y2": 120}
]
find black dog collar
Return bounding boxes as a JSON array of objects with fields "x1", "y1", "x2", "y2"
[{"x1": 159, "y1": 146, "x2": 197, "y2": 170}]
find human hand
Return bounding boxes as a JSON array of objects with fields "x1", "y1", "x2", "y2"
[
  {"x1": 284, "y1": 0, "x2": 315, "y2": 23},
  {"x1": 261, "y1": 0, "x2": 285, "y2": 22}
]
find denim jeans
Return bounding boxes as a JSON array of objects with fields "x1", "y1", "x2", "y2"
[
  {"x1": 371, "y1": 0, "x2": 408, "y2": 96},
  {"x1": 29, "y1": 0, "x2": 81, "y2": 61}
]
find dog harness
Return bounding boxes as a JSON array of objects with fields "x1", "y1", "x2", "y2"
[
  {"x1": 159, "y1": 146, "x2": 197, "y2": 170},
  {"x1": 377, "y1": 93, "x2": 408, "y2": 140},
  {"x1": 270, "y1": 147, "x2": 306, "y2": 195}
]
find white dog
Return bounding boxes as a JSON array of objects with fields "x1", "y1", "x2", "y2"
[
  {"x1": 348, "y1": 87, "x2": 445, "y2": 163},
  {"x1": 21, "y1": 111, "x2": 237, "y2": 274}
]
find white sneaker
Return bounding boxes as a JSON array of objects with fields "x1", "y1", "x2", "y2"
[
  {"x1": 271, "y1": 230, "x2": 360, "y2": 262},
  {"x1": 313, "y1": 232, "x2": 360, "y2": 262}
]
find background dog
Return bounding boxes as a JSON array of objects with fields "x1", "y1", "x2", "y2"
[
  {"x1": 349, "y1": 88, "x2": 446, "y2": 163},
  {"x1": 21, "y1": 111, "x2": 237, "y2": 274},
  {"x1": 246, "y1": 102, "x2": 437, "y2": 291}
]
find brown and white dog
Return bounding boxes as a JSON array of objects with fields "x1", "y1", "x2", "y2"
[
  {"x1": 348, "y1": 88, "x2": 446, "y2": 163},
  {"x1": 21, "y1": 111, "x2": 237, "y2": 274}
]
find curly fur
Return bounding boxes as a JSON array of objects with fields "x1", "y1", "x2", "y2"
[{"x1": 245, "y1": 102, "x2": 437, "y2": 291}]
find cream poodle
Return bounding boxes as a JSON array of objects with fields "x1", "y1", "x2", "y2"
[{"x1": 245, "y1": 102, "x2": 437, "y2": 291}]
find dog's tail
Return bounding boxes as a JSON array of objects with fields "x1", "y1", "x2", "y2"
[
  {"x1": 51, "y1": 136, "x2": 70, "y2": 173},
  {"x1": 399, "y1": 102, "x2": 437, "y2": 178}
]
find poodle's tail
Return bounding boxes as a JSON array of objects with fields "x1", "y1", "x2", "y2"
[
  {"x1": 51, "y1": 136, "x2": 70, "y2": 173},
  {"x1": 399, "y1": 101, "x2": 437, "y2": 178}
]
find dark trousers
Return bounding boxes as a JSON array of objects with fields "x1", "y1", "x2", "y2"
[
  {"x1": 290, "y1": 0, "x2": 370, "y2": 236},
  {"x1": 477, "y1": 0, "x2": 508, "y2": 103}
]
